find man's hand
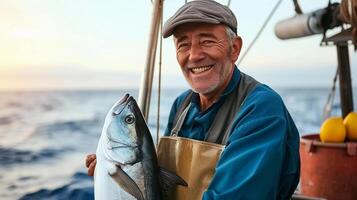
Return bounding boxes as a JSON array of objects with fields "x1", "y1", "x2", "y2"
[{"x1": 85, "y1": 154, "x2": 97, "y2": 176}]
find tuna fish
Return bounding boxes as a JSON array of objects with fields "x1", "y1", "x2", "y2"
[{"x1": 94, "y1": 94, "x2": 186, "y2": 200}]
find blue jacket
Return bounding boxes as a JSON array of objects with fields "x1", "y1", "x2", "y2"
[{"x1": 164, "y1": 67, "x2": 300, "y2": 200}]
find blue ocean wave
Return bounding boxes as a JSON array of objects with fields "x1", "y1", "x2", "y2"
[
  {"x1": 34, "y1": 118, "x2": 102, "y2": 138},
  {"x1": 40, "y1": 103, "x2": 56, "y2": 111},
  {"x1": 5, "y1": 176, "x2": 39, "y2": 192},
  {"x1": 19, "y1": 172, "x2": 94, "y2": 200},
  {"x1": 0, "y1": 146, "x2": 71, "y2": 166},
  {"x1": 18, "y1": 176, "x2": 38, "y2": 181}
]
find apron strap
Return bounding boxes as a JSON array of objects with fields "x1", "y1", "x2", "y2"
[
  {"x1": 171, "y1": 103, "x2": 191, "y2": 136},
  {"x1": 205, "y1": 72, "x2": 260, "y2": 144}
]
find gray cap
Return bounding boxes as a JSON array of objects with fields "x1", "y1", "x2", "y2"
[{"x1": 162, "y1": 0, "x2": 237, "y2": 38}]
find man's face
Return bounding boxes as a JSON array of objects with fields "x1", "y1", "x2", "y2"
[{"x1": 173, "y1": 23, "x2": 241, "y2": 95}]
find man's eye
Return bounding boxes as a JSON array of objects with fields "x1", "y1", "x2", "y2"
[
  {"x1": 201, "y1": 40, "x2": 215, "y2": 46},
  {"x1": 177, "y1": 43, "x2": 189, "y2": 49}
]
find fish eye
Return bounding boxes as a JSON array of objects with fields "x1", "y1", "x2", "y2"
[{"x1": 124, "y1": 114, "x2": 135, "y2": 124}]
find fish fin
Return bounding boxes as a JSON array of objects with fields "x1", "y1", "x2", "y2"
[
  {"x1": 159, "y1": 167, "x2": 188, "y2": 189},
  {"x1": 109, "y1": 166, "x2": 144, "y2": 200},
  {"x1": 159, "y1": 167, "x2": 188, "y2": 199}
]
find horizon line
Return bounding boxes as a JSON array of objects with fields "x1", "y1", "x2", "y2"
[{"x1": 1, "y1": 85, "x2": 357, "y2": 93}]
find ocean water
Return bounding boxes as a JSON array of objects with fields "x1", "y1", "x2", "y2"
[{"x1": 0, "y1": 88, "x2": 356, "y2": 200}]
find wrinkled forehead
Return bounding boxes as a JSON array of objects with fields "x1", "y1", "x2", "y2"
[{"x1": 173, "y1": 23, "x2": 228, "y2": 41}]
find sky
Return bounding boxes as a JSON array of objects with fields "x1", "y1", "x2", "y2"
[{"x1": 0, "y1": 0, "x2": 356, "y2": 91}]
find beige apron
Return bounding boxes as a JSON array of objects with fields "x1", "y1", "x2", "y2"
[{"x1": 157, "y1": 136, "x2": 224, "y2": 200}]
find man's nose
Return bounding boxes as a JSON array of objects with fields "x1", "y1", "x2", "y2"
[{"x1": 188, "y1": 43, "x2": 205, "y2": 62}]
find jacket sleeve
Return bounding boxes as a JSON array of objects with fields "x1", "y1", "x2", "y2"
[{"x1": 202, "y1": 88, "x2": 300, "y2": 200}]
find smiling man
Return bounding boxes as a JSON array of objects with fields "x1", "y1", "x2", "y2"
[
  {"x1": 161, "y1": 0, "x2": 300, "y2": 199},
  {"x1": 86, "y1": 0, "x2": 300, "y2": 199}
]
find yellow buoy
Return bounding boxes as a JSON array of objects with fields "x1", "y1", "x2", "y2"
[
  {"x1": 320, "y1": 117, "x2": 346, "y2": 143},
  {"x1": 344, "y1": 112, "x2": 357, "y2": 141}
]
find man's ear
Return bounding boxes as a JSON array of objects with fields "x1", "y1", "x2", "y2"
[{"x1": 231, "y1": 36, "x2": 242, "y2": 63}]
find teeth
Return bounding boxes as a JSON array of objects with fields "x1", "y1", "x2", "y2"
[{"x1": 191, "y1": 65, "x2": 212, "y2": 74}]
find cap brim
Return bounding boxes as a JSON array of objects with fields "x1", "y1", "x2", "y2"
[{"x1": 162, "y1": 18, "x2": 220, "y2": 38}]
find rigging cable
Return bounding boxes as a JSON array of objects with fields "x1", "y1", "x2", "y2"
[
  {"x1": 292, "y1": 0, "x2": 303, "y2": 14},
  {"x1": 227, "y1": 0, "x2": 232, "y2": 7},
  {"x1": 156, "y1": 1, "x2": 164, "y2": 147},
  {"x1": 237, "y1": 0, "x2": 283, "y2": 66},
  {"x1": 322, "y1": 67, "x2": 339, "y2": 120}
]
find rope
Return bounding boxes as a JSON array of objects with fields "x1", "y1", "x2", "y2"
[
  {"x1": 340, "y1": 0, "x2": 357, "y2": 50},
  {"x1": 292, "y1": 0, "x2": 303, "y2": 14},
  {"x1": 237, "y1": 0, "x2": 283, "y2": 66},
  {"x1": 227, "y1": 0, "x2": 232, "y2": 7},
  {"x1": 322, "y1": 66, "x2": 339, "y2": 120},
  {"x1": 156, "y1": 1, "x2": 164, "y2": 147}
]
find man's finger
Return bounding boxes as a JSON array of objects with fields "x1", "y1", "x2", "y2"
[
  {"x1": 87, "y1": 159, "x2": 97, "y2": 176},
  {"x1": 85, "y1": 154, "x2": 96, "y2": 168}
]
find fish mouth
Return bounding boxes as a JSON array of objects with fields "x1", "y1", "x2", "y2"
[
  {"x1": 119, "y1": 93, "x2": 130, "y2": 104},
  {"x1": 119, "y1": 93, "x2": 135, "y2": 105},
  {"x1": 112, "y1": 94, "x2": 135, "y2": 116}
]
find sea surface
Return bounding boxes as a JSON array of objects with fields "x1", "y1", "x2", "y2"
[{"x1": 0, "y1": 88, "x2": 356, "y2": 200}]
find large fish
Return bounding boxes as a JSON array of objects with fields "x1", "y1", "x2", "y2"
[{"x1": 94, "y1": 94, "x2": 186, "y2": 200}]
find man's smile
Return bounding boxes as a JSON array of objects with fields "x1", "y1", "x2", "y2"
[{"x1": 190, "y1": 64, "x2": 214, "y2": 74}]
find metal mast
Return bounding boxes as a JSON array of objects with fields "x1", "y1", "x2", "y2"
[{"x1": 138, "y1": 0, "x2": 164, "y2": 120}]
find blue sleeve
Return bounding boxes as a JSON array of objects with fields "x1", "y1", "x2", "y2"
[{"x1": 202, "y1": 86, "x2": 300, "y2": 200}]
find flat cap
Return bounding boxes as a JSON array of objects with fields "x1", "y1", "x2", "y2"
[{"x1": 162, "y1": 0, "x2": 237, "y2": 38}]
